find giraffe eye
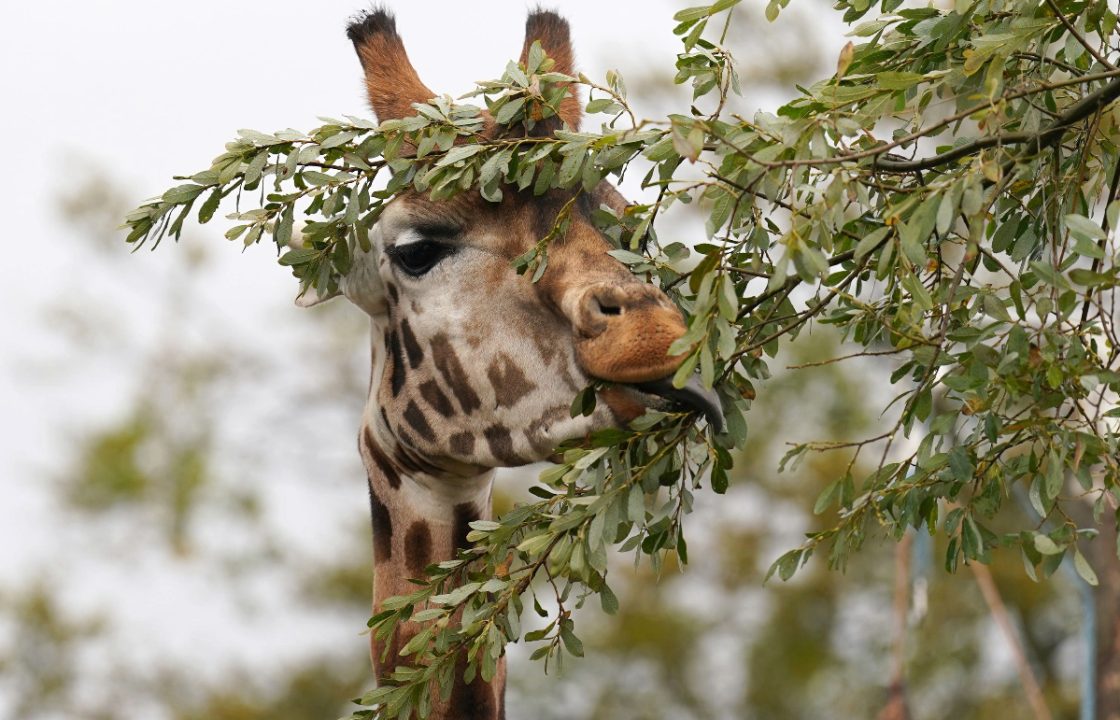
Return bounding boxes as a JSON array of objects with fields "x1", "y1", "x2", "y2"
[{"x1": 387, "y1": 239, "x2": 455, "y2": 277}]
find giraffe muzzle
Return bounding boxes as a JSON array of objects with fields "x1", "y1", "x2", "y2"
[{"x1": 570, "y1": 282, "x2": 689, "y2": 383}]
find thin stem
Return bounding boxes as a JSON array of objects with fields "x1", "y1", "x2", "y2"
[
  {"x1": 1043, "y1": 0, "x2": 1115, "y2": 71},
  {"x1": 875, "y1": 77, "x2": 1120, "y2": 172}
]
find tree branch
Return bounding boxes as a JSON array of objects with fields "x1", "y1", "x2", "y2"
[
  {"x1": 874, "y1": 77, "x2": 1120, "y2": 172},
  {"x1": 1043, "y1": 0, "x2": 1116, "y2": 71},
  {"x1": 970, "y1": 562, "x2": 1053, "y2": 720}
]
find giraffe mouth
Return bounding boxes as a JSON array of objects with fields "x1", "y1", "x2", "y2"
[{"x1": 633, "y1": 375, "x2": 724, "y2": 433}]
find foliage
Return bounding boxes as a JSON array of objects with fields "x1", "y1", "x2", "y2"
[{"x1": 126, "y1": 0, "x2": 1120, "y2": 715}]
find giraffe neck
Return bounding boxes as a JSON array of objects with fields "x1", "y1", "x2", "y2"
[{"x1": 360, "y1": 421, "x2": 507, "y2": 720}]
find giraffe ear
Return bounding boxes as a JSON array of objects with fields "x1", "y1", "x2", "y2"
[
  {"x1": 294, "y1": 249, "x2": 389, "y2": 316},
  {"x1": 294, "y1": 270, "x2": 388, "y2": 315},
  {"x1": 339, "y1": 256, "x2": 389, "y2": 317},
  {"x1": 347, "y1": 9, "x2": 436, "y2": 121},
  {"x1": 519, "y1": 10, "x2": 581, "y2": 132}
]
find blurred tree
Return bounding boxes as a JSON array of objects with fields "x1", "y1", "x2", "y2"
[
  {"x1": 1, "y1": 167, "x2": 376, "y2": 719},
  {"x1": 0, "y1": 584, "x2": 105, "y2": 719}
]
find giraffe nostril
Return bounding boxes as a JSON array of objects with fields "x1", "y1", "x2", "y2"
[{"x1": 596, "y1": 298, "x2": 622, "y2": 317}]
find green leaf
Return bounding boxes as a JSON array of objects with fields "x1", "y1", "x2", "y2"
[
  {"x1": 1033, "y1": 534, "x2": 1063, "y2": 555},
  {"x1": 1065, "y1": 213, "x2": 1105, "y2": 241},
  {"x1": 599, "y1": 583, "x2": 620, "y2": 615},
  {"x1": 435, "y1": 145, "x2": 483, "y2": 167},
  {"x1": 162, "y1": 184, "x2": 206, "y2": 204},
  {"x1": 495, "y1": 96, "x2": 527, "y2": 125},
  {"x1": 853, "y1": 226, "x2": 890, "y2": 259},
  {"x1": 431, "y1": 581, "x2": 481, "y2": 606},
  {"x1": 876, "y1": 72, "x2": 925, "y2": 90},
  {"x1": 321, "y1": 129, "x2": 358, "y2": 149},
  {"x1": 197, "y1": 188, "x2": 222, "y2": 224},
  {"x1": 813, "y1": 478, "x2": 839, "y2": 514},
  {"x1": 673, "y1": 6, "x2": 711, "y2": 22},
  {"x1": 559, "y1": 624, "x2": 584, "y2": 657},
  {"x1": 279, "y1": 248, "x2": 320, "y2": 266},
  {"x1": 1073, "y1": 548, "x2": 1099, "y2": 586},
  {"x1": 1029, "y1": 261, "x2": 1071, "y2": 290}
]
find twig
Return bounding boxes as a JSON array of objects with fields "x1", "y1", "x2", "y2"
[
  {"x1": 735, "y1": 252, "x2": 872, "y2": 359},
  {"x1": 1043, "y1": 0, "x2": 1116, "y2": 71},
  {"x1": 875, "y1": 77, "x2": 1120, "y2": 172},
  {"x1": 714, "y1": 69, "x2": 1120, "y2": 171},
  {"x1": 970, "y1": 562, "x2": 1054, "y2": 720},
  {"x1": 786, "y1": 347, "x2": 910, "y2": 370},
  {"x1": 1011, "y1": 51, "x2": 1085, "y2": 76}
]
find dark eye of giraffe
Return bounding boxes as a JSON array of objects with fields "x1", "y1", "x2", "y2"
[{"x1": 386, "y1": 239, "x2": 455, "y2": 277}]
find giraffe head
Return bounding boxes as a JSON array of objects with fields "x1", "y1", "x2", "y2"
[{"x1": 302, "y1": 9, "x2": 720, "y2": 476}]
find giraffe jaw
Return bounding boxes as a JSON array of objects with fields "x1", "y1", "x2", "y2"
[{"x1": 633, "y1": 375, "x2": 724, "y2": 433}]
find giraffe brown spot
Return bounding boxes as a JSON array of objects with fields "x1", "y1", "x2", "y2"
[
  {"x1": 387, "y1": 329, "x2": 406, "y2": 396},
  {"x1": 386, "y1": 282, "x2": 399, "y2": 305},
  {"x1": 450, "y1": 431, "x2": 475, "y2": 456},
  {"x1": 419, "y1": 379, "x2": 455, "y2": 417},
  {"x1": 403, "y1": 400, "x2": 435, "y2": 442},
  {"x1": 448, "y1": 656, "x2": 497, "y2": 720},
  {"x1": 363, "y1": 426, "x2": 402, "y2": 490},
  {"x1": 528, "y1": 325, "x2": 581, "y2": 391},
  {"x1": 483, "y1": 425, "x2": 522, "y2": 465},
  {"x1": 452, "y1": 502, "x2": 479, "y2": 551},
  {"x1": 399, "y1": 318, "x2": 424, "y2": 368},
  {"x1": 431, "y1": 333, "x2": 482, "y2": 414},
  {"x1": 404, "y1": 521, "x2": 433, "y2": 576},
  {"x1": 368, "y1": 483, "x2": 393, "y2": 563},
  {"x1": 486, "y1": 353, "x2": 537, "y2": 408}
]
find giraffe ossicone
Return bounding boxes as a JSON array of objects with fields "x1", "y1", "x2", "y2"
[{"x1": 301, "y1": 7, "x2": 723, "y2": 718}]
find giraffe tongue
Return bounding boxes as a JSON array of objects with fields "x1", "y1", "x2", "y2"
[{"x1": 634, "y1": 375, "x2": 725, "y2": 433}]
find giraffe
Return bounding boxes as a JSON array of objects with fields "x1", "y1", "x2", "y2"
[{"x1": 301, "y1": 8, "x2": 722, "y2": 719}]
